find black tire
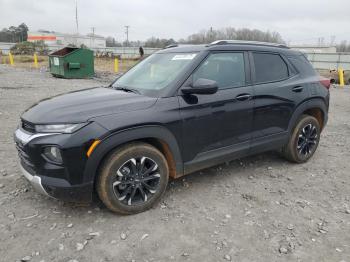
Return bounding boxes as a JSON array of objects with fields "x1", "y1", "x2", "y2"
[
  {"x1": 97, "y1": 142, "x2": 169, "y2": 215},
  {"x1": 281, "y1": 115, "x2": 321, "y2": 163}
]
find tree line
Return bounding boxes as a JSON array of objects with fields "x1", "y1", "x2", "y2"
[
  {"x1": 0, "y1": 23, "x2": 28, "y2": 42},
  {"x1": 144, "y1": 27, "x2": 285, "y2": 48},
  {"x1": 2, "y1": 23, "x2": 350, "y2": 52},
  {"x1": 336, "y1": 41, "x2": 350, "y2": 52},
  {"x1": 106, "y1": 27, "x2": 283, "y2": 48}
]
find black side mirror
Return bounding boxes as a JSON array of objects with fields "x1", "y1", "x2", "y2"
[{"x1": 182, "y1": 78, "x2": 218, "y2": 95}]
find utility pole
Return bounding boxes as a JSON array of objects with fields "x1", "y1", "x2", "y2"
[
  {"x1": 75, "y1": 0, "x2": 79, "y2": 34},
  {"x1": 330, "y1": 35, "x2": 336, "y2": 46},
  {"x1": 125, "y1": 25, "x2": 130, "y2": 46},
  {"x1": 91, "y1": 27, "x2": 95, "y2": 48}
]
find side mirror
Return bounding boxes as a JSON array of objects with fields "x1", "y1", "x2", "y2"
[{"x1": 182, "y1": 78, "x2": 218, "y2": 95}]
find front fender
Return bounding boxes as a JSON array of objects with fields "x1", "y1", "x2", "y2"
[{"x1": 83, "y1": 125, "x2": 183, "y2": 183}]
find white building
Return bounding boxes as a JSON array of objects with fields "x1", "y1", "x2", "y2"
[
  {"x1": 28, "y1": 31, "x2": 106, "y2": 49},
  {"x1": 290, "y1": 45, "x2": 337, "y2": 53}
]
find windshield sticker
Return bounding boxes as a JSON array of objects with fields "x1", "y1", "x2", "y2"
[{"x1": 172, "y1": 54, "x2": 196, "y2": 60}]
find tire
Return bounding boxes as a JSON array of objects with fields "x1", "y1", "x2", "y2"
[
  {"x1": 97, "y1": 142, "x2": 169, "y2": 215},
  {"x1": 281, "y1": 114, "x2": 321, "y2": 163}
]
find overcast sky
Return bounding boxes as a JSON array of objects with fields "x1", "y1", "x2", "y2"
[{"x1": 0, "y1": 0, "x2": 349, "y2": 45}]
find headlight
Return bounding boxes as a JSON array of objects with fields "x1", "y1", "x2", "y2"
[
  {"x1": 35, "y1": 123, "x2": 87, "y2": 134},
  {"x1": 43, "y1": 146, "x2": 63, "y2": 163}
]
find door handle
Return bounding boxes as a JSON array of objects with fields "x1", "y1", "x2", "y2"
[
  {"x1": 235, "y1": 94, "x2": 252, "y2": 101},
  {"x1": 292, "y1": 86, "x2": 304, "y2": 92}
]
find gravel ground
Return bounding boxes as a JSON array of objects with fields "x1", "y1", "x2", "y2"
[{"x1": 0, "y1": 65, "x2": 350, "y2": 262}]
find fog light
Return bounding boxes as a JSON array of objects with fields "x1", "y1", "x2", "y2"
[{"x1": 43, "y1": 146, "x2": 63, "y2": 163}]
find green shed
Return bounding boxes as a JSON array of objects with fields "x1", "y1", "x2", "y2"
[{"x1": 49, "y1": 47, "x2": 94, "y2": 79}]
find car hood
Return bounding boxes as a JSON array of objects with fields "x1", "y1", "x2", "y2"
[{"x1": 21, "y1": 87, "x2": 157, "y2": 124}]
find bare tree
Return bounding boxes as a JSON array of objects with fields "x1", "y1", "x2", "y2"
[
  {"x1": 184, "y1": 27, "x2": 285, "y2": 44},
  {"x1": 337, "y1": 41, "x2": 350, "y2": 52}
]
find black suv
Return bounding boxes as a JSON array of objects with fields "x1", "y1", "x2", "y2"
[{"x1": 14, "y1": 41, "x2": 330, "y2": 214}]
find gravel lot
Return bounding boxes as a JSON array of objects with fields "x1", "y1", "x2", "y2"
[{"x1": 0, "y1": 65, "x2": 350, "y2": 262}]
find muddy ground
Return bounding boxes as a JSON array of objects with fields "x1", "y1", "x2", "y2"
[{"x1": 0, "y1": 65, "x2": 349, "y2": 262}]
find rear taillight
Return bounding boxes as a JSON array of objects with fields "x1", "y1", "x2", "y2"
[{"x1": 319, "y1": 78, "x2": 331, "y2": 90}]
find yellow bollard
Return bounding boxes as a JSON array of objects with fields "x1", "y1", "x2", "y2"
[
  {"x1": 33, "y1": 53, "x2": 38, "y2": 68},
  {"x1": 9, "y1": 52, "x2": 14, "y2": 66},
  {"x1": 114, "y1": 58, "x2": 119, "y2": 73},
  {"x1": 338, "y1": 68, "x2": 345, "y2": 87}
]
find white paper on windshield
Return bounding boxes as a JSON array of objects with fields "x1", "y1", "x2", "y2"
[{"x1": 172, "y1": 54, "x2": 196, "y2": 60}]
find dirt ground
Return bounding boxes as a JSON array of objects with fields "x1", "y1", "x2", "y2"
[{"x1": 0, "y1": 65, "x2": 349, "y2": 262}]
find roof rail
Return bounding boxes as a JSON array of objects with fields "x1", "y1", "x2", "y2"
[
  {"x1": 208, "y1": 40, "x2": 289, "y2": 49},
  {"x1": 164, "y1": 44, "x2": 178, "y2": 49}
]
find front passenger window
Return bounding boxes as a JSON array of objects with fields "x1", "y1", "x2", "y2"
[{"x1": 192, "y1": 53, "x2": 245, "y2": 89}]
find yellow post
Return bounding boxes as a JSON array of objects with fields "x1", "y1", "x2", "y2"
[
  {"x1": 33, "y1": 53, "x2": 38, "y2": 68},
  {"x1": 9, "y1": 52, "x2": 14, "y2": 66},
  {"x1": 114, "y1": 58, "x2": 119, "y2": 73},
  {"x1": 338, "y1": 68, "x2": 344, "y2": 87}
]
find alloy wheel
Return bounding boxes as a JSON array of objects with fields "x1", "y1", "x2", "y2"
[
  {"x1": 112, "y1": 157, "x2": 161, "y2": 206},
  {"x1": 297, "y1": 123, "x2": 318, "y2": 156}
]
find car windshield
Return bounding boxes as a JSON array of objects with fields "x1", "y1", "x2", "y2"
[{"x1": 112, "y1": 53, "x2": 197, "y2": 95}]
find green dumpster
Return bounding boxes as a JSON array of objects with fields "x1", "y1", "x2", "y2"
[{"x1": 49, "y1": 47, "x2": 94, "y2": 78}]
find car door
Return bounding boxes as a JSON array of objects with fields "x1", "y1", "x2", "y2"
[
  {"x1": 178, "y1": 51, "x2": 254, "y2": 172},
  {"x1": 249, "y1": 51, "x2": 309, "y2": 152}
]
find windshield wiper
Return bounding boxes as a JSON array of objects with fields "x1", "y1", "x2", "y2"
[{"x1": 115, "y1": 86, "x2": 140, "y2": 94}]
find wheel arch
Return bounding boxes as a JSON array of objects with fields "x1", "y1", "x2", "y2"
[
  {"x1": 83, "y1": 125, "x2": 183, "y2": 184},
  {"x1": 288, "y1": 98, "x2": 328, "y2": 133}
]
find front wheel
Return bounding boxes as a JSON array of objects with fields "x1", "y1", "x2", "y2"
[
  {"x1": 97, "y1": 142, "x2": 169, "y2": 214},
  {"x1": 281, "y1": 115, "x2": 321, "y2": 163}
]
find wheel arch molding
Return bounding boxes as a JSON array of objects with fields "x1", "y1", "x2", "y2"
[
  {"x1": 83, "y1": 125, "x2": 183, "y2": 184},
  {"x1": 288, "y1": 98, "x2": 328, "y2": 133}
]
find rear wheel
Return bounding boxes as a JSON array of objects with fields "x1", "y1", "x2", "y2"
[
  {"x1": 281, "y1": 115, "x2": 321, "y2": 163},
  {"x1": 97, "y1": 143, "x2": 169, "y2": 214}
]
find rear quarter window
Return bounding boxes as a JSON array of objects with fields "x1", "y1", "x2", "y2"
[
  {"x1": 253, "y1": 52, "x2": 289, "y2": 83},
  {"x1": 287, "y1": 54, "x2": 317, "y2": 76}
]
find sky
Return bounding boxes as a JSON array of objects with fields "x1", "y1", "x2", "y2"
[{"x1": 0, "y1": 0, "x2": 349, "y2": 45}]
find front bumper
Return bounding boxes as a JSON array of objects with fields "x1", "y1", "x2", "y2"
[
  {"x1": 14, "y1": 124, "x2": 107, "y2": 203},
  {"x1": 20, "y1": 163, "x2": 51, "y2": 197},
  {"x1": 19, "y1": 162, "x2": 93, "y2": 202}
]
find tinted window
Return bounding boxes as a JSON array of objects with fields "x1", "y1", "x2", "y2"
[
  {"x1": 287, "y1": 55, "x2": 316, "y2": 76},
  {"x1": 253, "y1": 53, "x2": 288, "y2": 83},
  {"x1": 193, "y1": 53, "x2": 245, "y2": 89}
]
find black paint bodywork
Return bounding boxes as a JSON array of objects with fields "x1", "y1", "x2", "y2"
[{"x1": 15, "y1": 43, "x2": 329, "y2": 203}]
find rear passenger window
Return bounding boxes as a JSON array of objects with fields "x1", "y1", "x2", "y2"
[
  {"x1": 253, "y1": 53, "x2": 289, "y2": 83},
  {"x1": 193, "y1": 52, "x2": 245, "y2": 89}
]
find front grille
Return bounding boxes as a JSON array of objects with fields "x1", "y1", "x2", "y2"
[{"x1": 21, "y1": 120, "x2": 36, "y2": 133}]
